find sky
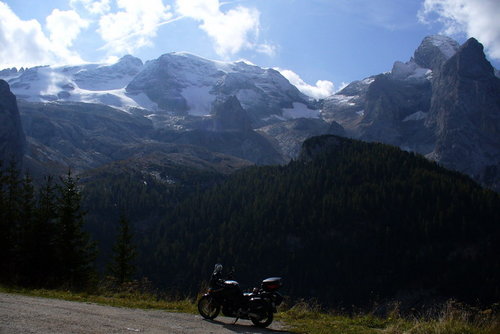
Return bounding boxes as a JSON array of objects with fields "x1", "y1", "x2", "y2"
[{"x1": 1, "y1": 0, "x2": 499, "y2": 99}]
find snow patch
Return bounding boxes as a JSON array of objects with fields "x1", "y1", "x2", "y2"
[
  {"x1": 181, "y1": 86, "x2": 216, "y2": 116},
  {"x1": 4, "y1": 62, "x2": 158, "y2": 112},
  {"x1": 262, "y1": 114, "x2": 286, "y2": 122},
  {"x1": 327, "y1": 94, "x2": 356, "y2": 106},
  {"x1": 391, "y1": 61, "x2": 432, "y2": 80},
  {"x1": 282, "y1": 102, "x2": 320, "y2": 119},
  {"x1": 410, "y1": 67, "x2": 432, "y2": 79},
  {"x1": 362, "y1": 77, "x2": 375, "y2": 85},
  {"x1": 429, "y1": 35, "x2": 458, "y2": 59},
  {"x1": 403, "y1": 111, "x2": 427, "y2": 122},
  {"x1": 126, "y1": 92, "x2": 158, "y2": 111}
]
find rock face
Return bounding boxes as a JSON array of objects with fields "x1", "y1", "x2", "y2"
[
  {"x1": 426, "y1": 38, "x2": 500, "y2": 189},
  {"x1": 413, "y1": 35, "x2": 460, "y2": 71},
  {"x1": 0, "y1": 80, "x2": 25, "y2": 166},
  {"x1": 211, "y1": 96, "x2": 252, "y2": 132},
  {"x1": 321, "y1": 36, "x2": 500, "y2": 191},
  {"x1": 356, "y1": 74, "x2": 434, "y2": 153},
  {"x1": 258, "y1": 118, "x2": 344, "y2": 161}
]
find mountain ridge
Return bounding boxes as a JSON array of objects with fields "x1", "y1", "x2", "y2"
[{"x1": 1, "y1": 35, "x2": 499, "y2": 191}]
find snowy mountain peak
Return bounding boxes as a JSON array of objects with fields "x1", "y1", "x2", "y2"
[
  {"x1": 0, "y1": 50, "x2": 313, "y2": 126},
  {"x1": 413, "y1": 35, "x2": 460, "y2": 70},
  {"x1": 113, "y1": 55, "x2": 143, "y2": 73},
  {"x1": 126, "y1": 52, "x2": 311, "y2": 123},
  {"x1": 0, "y1": 56, "x2": 153, "y2": 111},
  {"x1": 389, "y1": 35, "x2": 460, "y2": 81},
  {"x1": 426, "y1": 35, "x2": 460, "y2": 58}
]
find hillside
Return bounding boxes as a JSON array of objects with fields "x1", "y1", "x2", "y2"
[{"x1": 140, "y1": 135, "x2": 500, "y2": 308}]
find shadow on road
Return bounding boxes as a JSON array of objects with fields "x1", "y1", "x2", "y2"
[{"x1": 202, "y1": 319, "x2": 291, "y2": 333}]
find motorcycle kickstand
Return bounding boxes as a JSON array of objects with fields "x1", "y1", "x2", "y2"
[{"x1": 233, "y1": 317, "x2": 239, "y2": 325}]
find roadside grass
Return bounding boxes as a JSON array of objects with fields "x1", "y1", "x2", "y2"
[
  {"x1": 0, "y1": 285, "x2": 197, "y2": 314},
  {"x1": 277, "y1": 300, "x2": 500, "y2": 334},
  {"x1": 1, "y1": 285, "x2": 498, "y2": 334}
]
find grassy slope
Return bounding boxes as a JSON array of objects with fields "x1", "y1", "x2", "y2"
[{"x1": 1, "y1": 286, "x2": 498, "y2": 334}]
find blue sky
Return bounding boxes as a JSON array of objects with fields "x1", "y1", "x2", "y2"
[{"x1": 1, "y1": 0, "x2": 499, "y2": 98}]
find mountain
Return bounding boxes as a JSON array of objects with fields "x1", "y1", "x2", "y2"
[
  {"x1": 0, "y1": 80, "x2": 25, "y2": 166},
  {"x1": 3, "y1": 53, "x2": 314, "y2": 128},
  {"x1": 321, "y1": 35, "x2": 500, "y2": 191},
  {"x1": 1, "y1": 53, "x2": 325, "y2": 174},
  {"x1": 1, "y1": 35, "x2": 498, "y2": 190},
  {"x1": 126, "y1": 52, "x2": 313, "y2": 127},
  {"x1": 142, "y1": 135, "x2": 500, "y2": 307}
]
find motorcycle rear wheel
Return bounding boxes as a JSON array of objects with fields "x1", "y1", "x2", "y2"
[
  {"x1": 198, "y1": 296, "x2": 220, "y2": 320},
  {"x1": 251, "y1": 310, "x2": 273, "y2": 328}
]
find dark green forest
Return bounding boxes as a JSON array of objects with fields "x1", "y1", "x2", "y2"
[
  {"x1": 81, "y1": 158, "x2": 225, "y2": 272},
  {"x1": 0, "y1": 163, "x2": 96, "y2": 289},
  {"x1": 2, "y1": 135, "x2": 499, "y2": 309},
  {"x1": 141, "y1": 136, "x2": 500, "y2": 308}
]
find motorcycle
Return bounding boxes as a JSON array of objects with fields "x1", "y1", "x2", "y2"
[{"x1": 197, "y1": 264, "x2": 283, "y2": 328}]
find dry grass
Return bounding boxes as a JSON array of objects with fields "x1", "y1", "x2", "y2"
[
  {"x1": 277, "y1": 300, "x2": 500, "y2": 334},
  {"x1": 2, "y1": 285, "x2": 498, "y2": 334}
]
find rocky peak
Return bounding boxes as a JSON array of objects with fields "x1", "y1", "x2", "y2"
[
  {"x1": 112, "y1": 55, "x2": 143, "y2": 75},
  {"x1": 426, "y1": 37, "x2": 500, "y2": 189},
  {"x1": 212, "y1": 96, "x2": 252, "y2": 132},
  {"x1": 413, "y1": 35, "x2": 460, "y2": 71},
  {"x1": 0, "y1": 79, "x2": 25, "y2": 166},
  {"x1": 0, "y1": 67, "x2": 25, "y2": 79},
  {"x1": 442, "y1": 37, "x2": 495, "y2": 79}
]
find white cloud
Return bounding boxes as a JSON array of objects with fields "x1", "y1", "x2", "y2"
[
  {"x1": 98, "y1": 0, "x2": 173, "y2": 54},
  {"x1": 419, "y1": 0, "x2": 500, "y2": 59},
  {"x1": 175, "y1": 0, "x2": 263, "y2": 57},
  {"x1": 276, "y1": 68, "x2": 336, "y2": 100},
  {"x1": 45, "y1": 9, "x2": 89, "y2": 64},
  {"x1": 0, "y1": 2, "x2": 86, "y2": 68},
  {"x1": 70, "y1": 0, "x2": 111, "y2": 15},
  {"x1": 256, "y1": 43, "x2": 277, "y2": 57},
  {"x1": 46, "y1": 9, "x2": 89, "y2": 48}
]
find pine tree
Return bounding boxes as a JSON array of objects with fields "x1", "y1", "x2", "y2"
[
  {"x1": 55, "y1": 169, "x2": 97, "y2": 289},
  {"x1": 0, "y1": 160, "x2": 7, "y2": 283},
  {"x1": 2, "y1": 160, "x2": 21, "y2": 282},
  {"x1": 34, "y1": 176, "x2": 59, "y2": 287},
  {"x1": 17, "y1": 172, "x2": 36, "y2": 285},
  {"x1": 108, "y1": 213, "x2": 136, "y2": 284}
]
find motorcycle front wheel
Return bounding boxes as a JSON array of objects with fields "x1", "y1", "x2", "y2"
[
  {"x1": 198, "y1": 296, "x2": 220, "y2": 320},
  {"x1": 250, "y1": 310, "x2": 273, "y2": 328}
]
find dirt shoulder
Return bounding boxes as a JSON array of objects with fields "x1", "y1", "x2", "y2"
[{"x1": 0, "y1": 292, "x2": 290, "y2": 334}]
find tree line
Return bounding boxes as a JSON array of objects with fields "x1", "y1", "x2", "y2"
[
  {"x1": 140, "y1": 136, "x2": 500, "y2": 308},
  {"x1": 0, "y1": 161, "x2": 136, "y2": 290}
]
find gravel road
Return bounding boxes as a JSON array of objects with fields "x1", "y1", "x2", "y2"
[{"x1": 0, "y1": 293, "x2": 291, "y2": 334}]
